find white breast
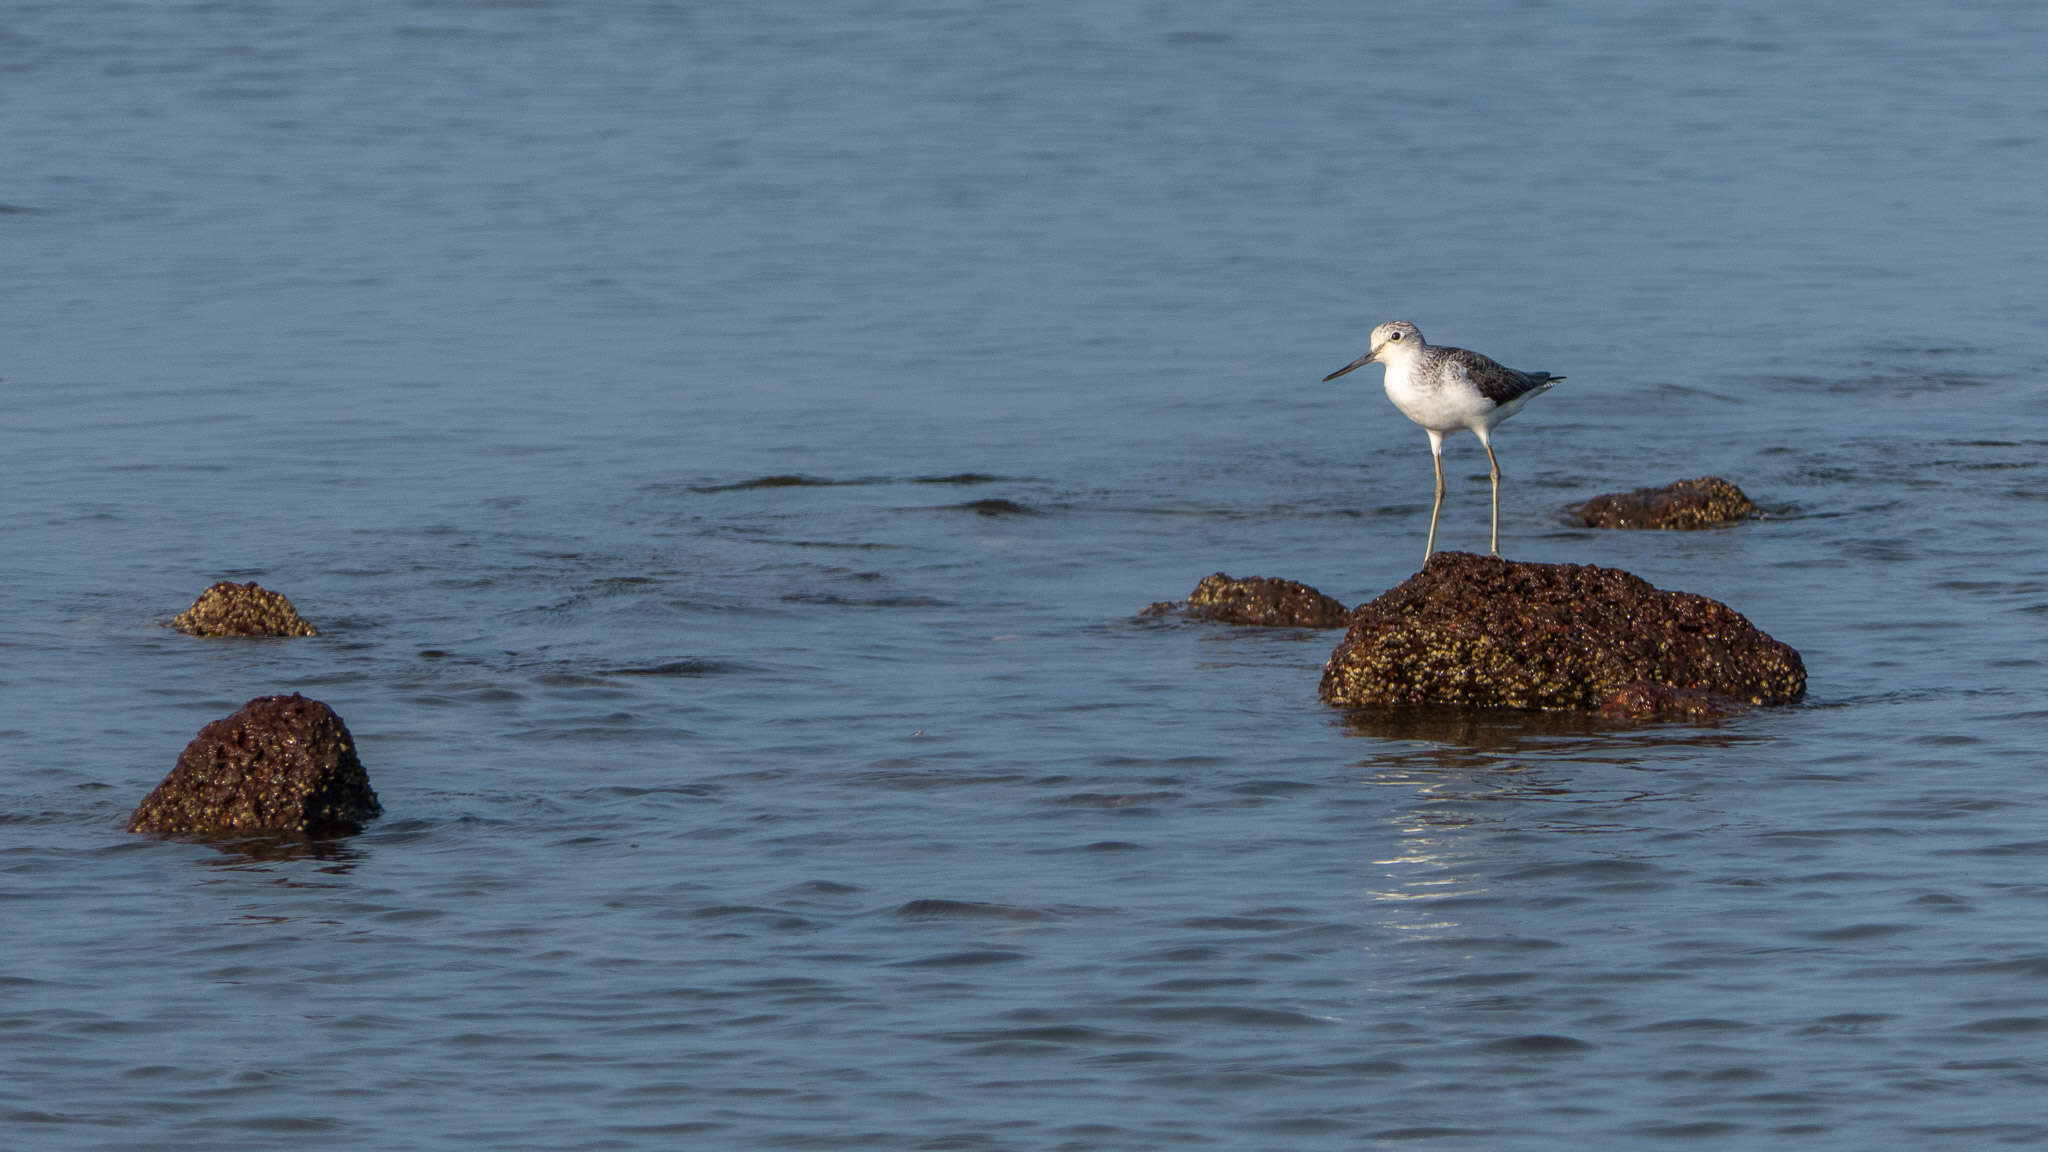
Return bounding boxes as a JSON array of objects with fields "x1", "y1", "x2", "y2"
[{"x1": 1381, "y1": 354, "x2": 1494, "y2": 435}]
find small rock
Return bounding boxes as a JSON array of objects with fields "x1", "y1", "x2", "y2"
[
  {"x1": 1319, "y1": 552, "x2": 1804, "y2": 712},
  {"x1": 953, "y1": 498, "x2": 1036, "y2": 517},
  {"x1": 1568, "y1": 476, "x2": 1759, "y2": 530},
  {"x1": 172, "y1": 581, "x2": 318, "y2": 637},
  {"x1": 128, "y1": 694, "x2": 381, "y2": 837},
  {"x1": 1184, "y1": 573, "x2": 1350, "y2": 628}
]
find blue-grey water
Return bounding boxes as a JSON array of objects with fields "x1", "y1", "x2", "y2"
[{"x1": 6, "y1": 2, "x2": 2048, "y2": 1148}]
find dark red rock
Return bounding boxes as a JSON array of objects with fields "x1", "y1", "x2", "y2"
[
  {"x1": 128, "y1": 694, "x2": 381, "y2": 837},
  {"x1": 1568, "y1": 476, "x2": 1759, "y2": 530},
  {"x1": 1183, "y1": 573, "x2": 1349, "y2": 628},
  {"x1": 1319, "y1": 552, "x2": 1804, "y2": 712},
  {"x1": 172, "y1": 581, "x2": 318, "y2": 637}
]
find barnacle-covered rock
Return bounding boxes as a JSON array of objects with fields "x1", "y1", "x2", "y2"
[
  {"x1": 1568, "y1": 476, "x2": 1759, "y2": 530},
  {"x1": 1319, "y1": 552, "x2": 1803, "y2": 712},
  {"x1": 128, "y1": 694, "x2": 380, "y2": 837},
  {"x1": 1181, "y1": 572, "x2": 1349, "y2": 628},
  {"x1": 172, "y1": 581, "x2": 318, "y2": 637}
]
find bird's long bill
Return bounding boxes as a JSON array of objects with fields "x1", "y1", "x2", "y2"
[{"x1": 1322, "y1": 348, "x2": 1377, "y2": 382}]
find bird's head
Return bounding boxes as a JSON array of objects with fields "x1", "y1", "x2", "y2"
[{"x1": 1323, "y1": 320, "x2": 1424, "y2": 382}]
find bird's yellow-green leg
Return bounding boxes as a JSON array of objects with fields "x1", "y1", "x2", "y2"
[
  {"x1": 1425, "y1": 432, "x2": 1446, "y2": 562},
  {"x1": 1483, "y1": 439, "x2": 1503, "y2": 557}
]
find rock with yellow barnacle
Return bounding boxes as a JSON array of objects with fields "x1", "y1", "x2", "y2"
[
  {"x1": 128, "y1": 694, "x2": 381, "y2": 837},
  {"x1": 1318, "y1": 552, "x2": 1804, "y2": 716},
  {"x1": 1567, "y1": 476, "x2": 1760, "y2": 530},
  {"x1": 1179, "y1": 572, "x2": 1349, "y2": 628},
  {"x1": 172, "y1": 580, "x2": 318, "y2": 637}
]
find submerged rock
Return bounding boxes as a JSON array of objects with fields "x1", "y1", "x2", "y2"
[
  {"x1": 1181, "y1": 572, "x2": 1349, "y2": 628},
  {"x1": 1568, "y1": 476, "x2": 1760, "y2": 530},
  {"x1": 172, "y1": 581, "x2": 318, "y2": 637},
  {"x1": 128, "y1": 694, "x2": 381, "y2": 837},
  {"x1": 1319, "y1": 552, "x2": 1804, "y2": 712},
  {"x1": 953, "y1": 498, "x2": 1036, "y2": 517}
]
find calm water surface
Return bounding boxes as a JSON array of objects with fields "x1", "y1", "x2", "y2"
[{"x1": 5, "y1": 2, "x2": 2047, "y2": 1148}]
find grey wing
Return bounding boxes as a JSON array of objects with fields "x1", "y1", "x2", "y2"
[{"x1": 1445, "y1": 347, "x2": 1563, "y2": 406}]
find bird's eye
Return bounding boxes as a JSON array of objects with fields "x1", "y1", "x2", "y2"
[{"x1": 1388, "y1": 331, "x2": 1402, "y2": 341}]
